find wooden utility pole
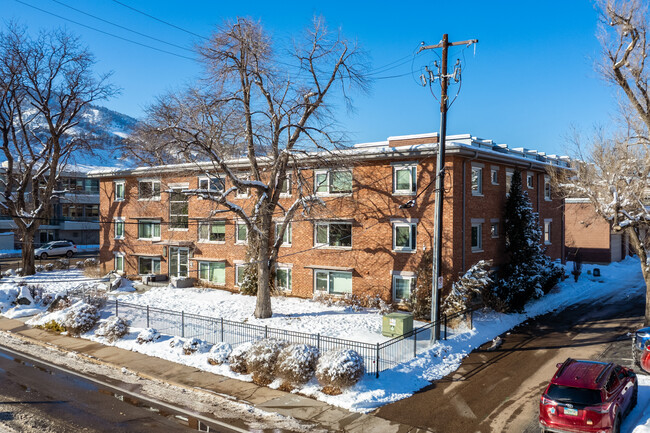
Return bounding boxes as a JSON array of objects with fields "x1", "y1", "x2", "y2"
[{"x1": 419, "y1": 35, "x2": 478, "y2": 341}]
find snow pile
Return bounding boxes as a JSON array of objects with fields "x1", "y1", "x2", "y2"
[
  {"x1": 95, "y1": 316, "x2": 129, "y2": 342},
  {"x1": 182, "y1": 337, "x2": 210, "y2": 355},
  {"x1": 207, "y1": 342, "x2": 232, "y2": 365},
  {"x1": 136, "y1": 328, "x2": 161, "y2": 344},
  {"x1": 246, "y1": 338, "x2": 288, "y2": 385},
  {"x1": 229, "y1": 342, "x2": 253, "y2": 374},
  {"x1": 62, "y1": 301, "x2": 100, "y2": 335},
  {"x1": 275, "y1": 344, "x2": 319, "y2": 386},
  {"x1": 315, "y1": 349, "x2": 364, "y2": 393}
]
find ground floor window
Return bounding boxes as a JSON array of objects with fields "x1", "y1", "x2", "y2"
[
  {"x1": 138, "y1": 256, "x2": 161, "y2": 274},
  {"x1": 393, "y1": 275, "x2": 415, "y2": 302},
  {"x1": 314, "y1": 269, "x2": 352, "y2": 295},
  {"x1": 199, "y1": 261, "x2": 226, "y2": 285},
  {"x1": 276, "y1": 267, "x2": 292, "y2": 291},
  {"x1": 235, "y1": 264, "x2": 248, "y2": 286},
  {"x1": 115, "y1": 254, "x2": 124, "y2": 273}
]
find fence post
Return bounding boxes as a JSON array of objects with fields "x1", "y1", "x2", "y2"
[
  {"x1": 413, "y1": 329, "x2": 417, "y2": 357},
  {"x1": 146, "y1": 305, "x2": 150, "y2": 328},
  {"x1": 220, "y1": 317, "x2": 224, "y2": 342},
  {"x1": 115, "y1": 299, "x2": 118, "y2": 317},
  {"x1": 376, "y1": 343, "x2": 380, "y2": 379},
  {"x1": 317, "y1": 333, "x2": 320, "y2": 352},
  {"x1": 182, "y1": 311, "x2": 185, "y2": 338},
  {"x1": 264, "y1": 325, "x2": 268, "y2": 339},
  {"x1": 444, "y1": 314, "x2": 447, "y2": 340}
]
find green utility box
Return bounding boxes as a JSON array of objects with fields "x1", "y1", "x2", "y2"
[{"x1": 382, "y1": 312, "x2": 414, "y2": 337}]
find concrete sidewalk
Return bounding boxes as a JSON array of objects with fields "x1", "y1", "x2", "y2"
[{"x1": 0, "y1": 317, "x2": 427, "y2": 432}]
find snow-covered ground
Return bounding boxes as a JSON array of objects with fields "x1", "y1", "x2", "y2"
[{"x1": 0, "y1": 257, "x2": 649, "y2": 431}]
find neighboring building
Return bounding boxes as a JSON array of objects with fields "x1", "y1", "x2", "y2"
[
  {"x1": 90, "y1": 133, "x2": 568, "y2": 303},
  {"x1": 0, "y1": 165, "x2": 101, "y2": 247},
  {"x1": 564, "y1": 198, "x2": 629, "y2": 264}
]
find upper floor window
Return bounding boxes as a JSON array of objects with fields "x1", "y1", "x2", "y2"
[
  {"x1": 315, "y1": 170, "x2": 352, "y2": 195},
  {"x1": 393, "y1": 222, "x2": 417, "y2": 252},
  {"x1": 138, "y1": 220, "x2": 161, "y2": 240},
  {"x1": 114, "y1": 181, "x2": 125, "y2": 201},
  {"x1": 544, "y1": 176, "x2": 551, "y2": 200},
  {"x1": 544, "y1": 219, "x2": 552, "y2": 244},
  {"x1": 527, "y1": 172, "x2": 534, "y2": 189},
  {"x1": 198, "y1": 176, "x2": 224, "y2": 192},
  {"x1": 236, "y1": 176, "x2": 249, "y2": 198},
  {"x1": 138, "y1": 179, "x2": 161, "y2": 200},
  {"x1": 236, "y1": 222, "x2": 248, "y2": 244},
  {"x1": 315, "y1": 222, "x2": 352, "y2": 247},
  {"x1": 169, "y1": 188, "x2": 188, "y2": 229},
  {"x1": 279, "y1": 174, "x2": 292, "y2": 196},
  {"x1": 393, "y1": 164, "x2": 417, "y2": 194},
  {"x1": 471, "y1": 165, "x2": 483, "y2": 195},
  {"x1": 114, "y1": 219, "x2": 125, "y2": 239},
  {"x1": 491, "y1": 167, "x2": 499, "y2": 185},
  {"x1": 275, "y1": 222, "x2": 292, "y2": 246},
  {"x1": 63, "y1": 178, "x2": 99, "y2": 194},
  {"x1": 199, "y1": 221, "x2": 225, "y2": 242},
  {"x1": 505, "y1": 170, "x2": 514, "y2": 195}
]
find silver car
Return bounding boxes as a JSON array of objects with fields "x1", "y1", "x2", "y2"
[{"x1": 35, "y1": 241, "x2": 77, "y2": 259}]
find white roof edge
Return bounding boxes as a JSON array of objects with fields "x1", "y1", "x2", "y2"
[
  {"x1": 565, "y1": 198, "x2": 591, "y2": 203},
  {"x1": 353, "y1": 140, "x2": 389, "y2": 148}
]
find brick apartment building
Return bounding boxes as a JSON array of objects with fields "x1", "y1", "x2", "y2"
[{"x1": 90, "y1": 133, "x2": 567, "y2": 303}]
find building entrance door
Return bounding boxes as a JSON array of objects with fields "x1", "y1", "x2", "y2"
[{"x1": 169, "y1": 247, "x2": 189, "y2": 277}]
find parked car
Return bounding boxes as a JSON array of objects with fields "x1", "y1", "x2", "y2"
[
  {"x1": 633, "y1": 327, "x2": 650, "y2": 374},
  {"x1": 34, "y1": 241, "x2": 77, "y2": 259},
  {"x1": 539, "y1": 358, "x2": 637, "y2": 433}
]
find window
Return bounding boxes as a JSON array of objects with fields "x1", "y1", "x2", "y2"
[
  {"x1": 471, "y1": 223, "x2": 482, "y2": 251},
  {"x1": 392, "y1": 222, "x2": 417, "y2": 252},
  {"x1": 279, "y1": 174, "x2": 291, "y2": 196},
  {"x1": 199, "y1": 176, "x2": 224, "y2": 192},
  {"x1": 544, "y1": 176, "x2": 551, "y2": 200},
  {"x1": 471, "y1": 166, "x2": 483, "y2": 195},
  {"x1": 114, "y1": 254, "x2": 124, "y2": 273},
  {"x1": 115, "y1": 181, "x2": 125, "y2": 201},
  {"x1": 315, "y1": 222, "x2": 352, "y2": 247},
  {"x1": 199, "y1": 221, "x2": 226, "y2": 242},
  {"x1": 114, "y1": 219, "x2": 125, "y2": 239},
  {"x1": 275, "y1": 267, "x2": 292, "y2": 291},
  {"x1": 314, "y1": 270, "x2": 352, "y2": 295},
  {"x1": 490, "y1": 221, "x2": 499, "y2": 238},
  {"x1": 235, "y1": 264, "x2": 248, "y2": 286},
  {"x1": 138, "y1": 256, "x2": 161, "y2": 274},
  {"x1": 85, "y1": 205, "x2": 99, "y2": 221},
  {"x1": 527, "y1": 173, "x2": 534, "y2": 189},
  {"x1": 315, "y1": 170, "x2": 352, "y2": 194},
  {"x1": 393, "y1": 164, "x2": 417, "y2": 194},
  {"x1": 544, "y1": 219, "x2": 552, "y2": 244},
  {"x1": 275, "y1": 222, "x2": 292, "y2": 246},
  {"x1": 199, "y1": 261, "x2": 226, "y2": 285},
  {"x1": 138, "y1": 179, "x2": 161, "y2": 200},
  {"x1": 393, "y1": 275, "x2": 415, "y2": 302},
  {"x1": 491, "y1": 167, "x2": 499, "y2": 185},
  {"x1": 138, "y1": 220, "x2": 161, "y2": 240},
  {"x1": 505, "y1": 170, "x2": 514, "y2": 195},
  {"x1": 169, "y1": 188, "x2": 189, "y2": 229},
  {"x1": 236, "y1": 222, "x2": 248, "y2": 244},
  {"x1": 236, "y1": 176, "x2": 249, "y2": 198}
]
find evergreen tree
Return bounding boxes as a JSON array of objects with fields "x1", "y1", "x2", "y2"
[{"x1": 489, "y1": 170, "x2": 563, "y2": 312}]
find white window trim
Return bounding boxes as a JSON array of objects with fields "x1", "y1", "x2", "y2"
[
  {"x1": 314, "y1": 169, "x2": 353, "y2": 196},
  {"x1": 198, "y1": 220, "x2": 226, "y2": 244},
  {"x1": 113, "y1": 217, "x2": 125, "y2": 240},
  {"x1": 198, "y1": 261, "x2": 226, "y2": 286},
  {"x1": 137, "y1": 219, "x2": 161, "y2": 241},
  {"x1": 392, "y1": 274, "x2": 415, "y2": 303},
  {"x1": 137, "y1": 179, "x2": 162, "y2": 201},
  {"x1": 471, "y1": 164, "x2": 483, "y2": 196},
  {"x1": 471, "y1": 220, "x2": 483, "y2": 252},
  {"x1": 313, "y1": 269, "x2": 353, "y2": 296},
  {"x1": 544, "y1": 218, "x2": 553, "y2": 245},
  {"x1": 526, "y1": 172, "x2": 534, "y2": 189},
  {"x1": 314, "y1": 221, "x2": 353, "y2": 249},
  {"x1": 235, "y1": 221, "x2": 248, "y2": 245},
  {"x1": 544, "y1": 175, "x2": 552, "y2": 201},
  {"x1": 235, "y1": 175, "x2": 250, "y2": 198},
  {"x1": 392, "y1": 222, "x2": 417, "y2": 253},
  {"x1": 279, "y1": 173, "x2": 292, "y2": 198},
  {"x1": 392, "y1": 163, "x2": 417, "y2": 196},
  {"x1": 114, "y1": 180, "x2": 125, "y2": 202},
  {"x1": 490, "y1": 166, "x2": 499, "y2": 185},
  {"x1": 490, "y1": 218, "x2": 499, "y2": 239},
  {"x1": 198, "y1": 176, "x2": 224, "y2": 192}
]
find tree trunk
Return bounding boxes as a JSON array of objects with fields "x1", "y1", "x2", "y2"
[
  {"x1": 20, "y1": 229, "x2": 36, "y2": 276},
  {"x1": 626, "y1": 227, "x2": 650, "y2": 326},
  {"x1": 645, "y1": 271, "x2": 650, "y2": 327},
  {"x1": 254, "y1": 234, "x2": 272, "y2": 319}
]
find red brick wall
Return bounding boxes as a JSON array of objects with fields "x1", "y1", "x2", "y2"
[{"x1": 564, "y1": 202, "x2": 612, "y2": 262}]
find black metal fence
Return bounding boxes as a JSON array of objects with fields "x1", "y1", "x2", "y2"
[{"x1": 101, "y1": 298, "x2": 475, "y2": 378}]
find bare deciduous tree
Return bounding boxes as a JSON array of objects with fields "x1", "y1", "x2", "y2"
[
  {"x1": 0, "y1": 24, "x2": 115, "y2": 275},
  {"x1": 136, "y1": 17, "x2": 368, "y2": 318},
  {"x1": 554, "y1": 0, "x2": 650, "y2": 325}
]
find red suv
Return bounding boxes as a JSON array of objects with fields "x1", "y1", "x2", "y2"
[{"x1": 539, "y1": 358, "x2": 637, "y2": 433}]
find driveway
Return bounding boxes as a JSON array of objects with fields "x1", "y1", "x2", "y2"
[{"x1": 374, "y1": 291, "x2": 644, "y2": 432}]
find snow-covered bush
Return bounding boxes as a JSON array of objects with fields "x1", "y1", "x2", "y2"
[
  {"x1": 75, "y1": 260, "x2": 85, "y2": 269},
  {"x1": 95, "y1": 316, "x2": 129, "y2": 342},
  {"x1": 228, "y1": 341, "x2": 253, "y2": 374},
  {"x1": 182, "y1": 337, "x2": 210, "y2": 355},
  {"x1": 442, "y1": 260, "x2": 493, "y2": 317},
  {"x1": 84, "y1": 258, "x2": 99, "y2": 267},
  {"x1": 207, "y1": 342, "x2": 232, "y2": 365},
  {"x1": 62, "y1": 302, "x2": 100, "y2": 335},
  {"x1": 46, "y1": 294, "x2": 71, "y2": 312},
  {"x1": 44, "y1": 263, "x2": 54, "y2": 272},
  {"x1": 275, "y1": 344, "x2": 319, "y2": 386},
  {"x1": 316, "y1": 349, "x2": 364, "y2": 394},
  {"x1": 54, "y1": 258, "x2": 69, "y2": 270},
  {"x1": 169, "y1": 336, "x2": 184, "y2": 348},
  {"x1": 3, "y1": 269, "x2": 15, "y2": 277},
  {"x1": 15, "y1": 267, "x2": 23, "y2": 275},
  {"x1": 246, "y1": 338, "x2": 288, "y2": 385},
  {"x1": 35, "y1": 264, "x2": 44, "y2": 272},
  {"x1": 136, "y1": 328, "x2": 161, "y2": 344}
]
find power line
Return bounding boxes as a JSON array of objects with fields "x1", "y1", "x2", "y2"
[
  {"x1": 13, "y1": 0, "x2": 195, "y2": 61},
  {"x1": 50, "y1": 0, "x2": 194, "y2": 53}
]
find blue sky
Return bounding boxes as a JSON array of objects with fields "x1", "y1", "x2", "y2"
[{"x1": 5, "y1": 0, "x2": 615, "y2": 156}]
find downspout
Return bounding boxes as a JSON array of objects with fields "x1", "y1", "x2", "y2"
[{"x1": 462, "y1": 150, "x2": 479, "y2": 272}]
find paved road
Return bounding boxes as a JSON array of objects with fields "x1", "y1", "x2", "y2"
[
  {"x1": 375, "y1": 291, "x2": 645, "y2": 433},
  {"x1": 0, "y1": 251, "x2": 99, "y2": 271},
  {"x1": 0, "y1": 345, "x2": 232, "y2": 433}
]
